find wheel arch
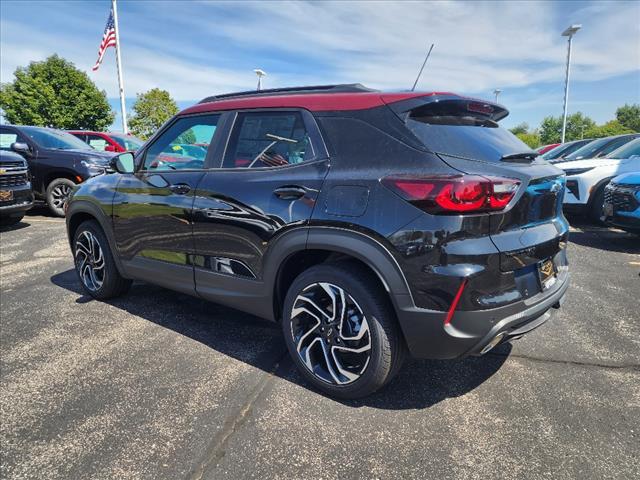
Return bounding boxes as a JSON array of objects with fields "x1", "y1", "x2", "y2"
[{"x1": 265, "y1": 227, "x2": 412, "y2": 321}]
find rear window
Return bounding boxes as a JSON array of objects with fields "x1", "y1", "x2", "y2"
[{"x1": 405, "y1": 103, "x2": 531, "y2": 163}]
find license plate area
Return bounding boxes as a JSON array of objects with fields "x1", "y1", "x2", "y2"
[
  {"x1": 0, "y1": 190, "x2": 14, "y2": 202},
  {"x1": 538, "y1": 258, "x2": 557, "y2": 291}
]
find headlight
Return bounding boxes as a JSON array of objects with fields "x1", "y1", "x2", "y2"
[
  {"x1": 562, "y1": 167, "x2": 594, "y2": 176},
  {"x1": 81, "y1": 159, "x2": 108, "y2": 176}
]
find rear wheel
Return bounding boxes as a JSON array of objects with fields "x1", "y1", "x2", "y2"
[
  {"x1": 46, "y1": 178, "x2": 75, "y2": 217},
  {"x1": 282, "y1": 262, "x2": 406, "y2": 399},
  {"x1": 73, "y1": 220, "x2": 131, "y2": 299}
]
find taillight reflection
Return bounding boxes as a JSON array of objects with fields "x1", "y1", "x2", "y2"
[{"x1": 382, "y1": 175, "x2": 520, "y2": 214}]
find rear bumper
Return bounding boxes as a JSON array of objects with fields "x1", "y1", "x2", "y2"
[{"x1": 394, "y1": 268, "x2": 569, "y2": 359}]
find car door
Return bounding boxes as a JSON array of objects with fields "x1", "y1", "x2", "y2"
[
  {"x1": 112, "y1": 113, "x2": 222, "y2": 294},
  {"x1": 192, "y1": 109, "x2": 329, "y2": 316}
]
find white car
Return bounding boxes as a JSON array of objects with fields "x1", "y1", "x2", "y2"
[{"x1": 556, "y1": 137, "x2": 640, "y2": 221}]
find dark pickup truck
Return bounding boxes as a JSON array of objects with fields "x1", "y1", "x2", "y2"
[{"x1": 0, "y1": 150, "x2": 33, "y2": 226}]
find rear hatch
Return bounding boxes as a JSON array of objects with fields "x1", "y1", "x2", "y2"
[{"x1": 388, "y1": 95, "x2": 568, "y2": 272}]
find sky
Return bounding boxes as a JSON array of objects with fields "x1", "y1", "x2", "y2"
[{"x1": 1, "y1": 0, "x2": 639, "y2": 132}]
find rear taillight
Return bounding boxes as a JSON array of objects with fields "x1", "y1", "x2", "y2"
[{"x1": 382, "y1": 175, "x2": 520, "y2": 214}]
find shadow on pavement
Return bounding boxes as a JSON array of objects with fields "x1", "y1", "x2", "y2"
[
  {"x1": 0, "y1": 220, "x2": 32, "y2": 232},
  {"x1": 568, "y1": 228, "x2": 639, "y2": 254},
  {"x1": 51, "y1": 268, "x2": 508, "y2": 410}
]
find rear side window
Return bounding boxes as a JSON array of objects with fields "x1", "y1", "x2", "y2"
[
  {"x1": 404, "y1": 101, "x2": 530, "y2": 163},
  {"x1": 223, "y1": 111, "x2": 314, "y2": 168}
]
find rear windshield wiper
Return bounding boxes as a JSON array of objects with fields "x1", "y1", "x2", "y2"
[{"x1": 500, "y1": 152, "x2": 538, "y2": 163}]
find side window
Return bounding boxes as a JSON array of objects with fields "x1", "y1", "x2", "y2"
[
  {"x1": 598, "y1": 138, "x2": 634, "y2": 157},
  {"x1": 143, "y1": 114, "x2": 220, "y2": 171},
  {"x1": 0, "y1": 130, "x2": 19, "y2": 151},
  {"x1": 223, "y1": 111, "x2": 314, "y2": 168},
  {"x1": 87, "y1": 134, "x2": 108, "y2": 151}
]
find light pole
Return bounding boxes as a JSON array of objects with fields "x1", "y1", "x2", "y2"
[
  {"x1": 493, "y1": 89, "x2": 502, "y2": 103},
  {"x1": 560, "y1": 24, "x2": 581, "y2": 143},
  {"x1": 254, "y1": 69, "x2": 266, "y2": 91}
]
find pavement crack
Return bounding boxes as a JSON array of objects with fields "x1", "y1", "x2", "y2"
[
  {"x1": 487, "y1": 351, "x2": 640, "y2": 372},
  {"x1": 188, "y1": 349, "x2": 289, "y2": 480}
]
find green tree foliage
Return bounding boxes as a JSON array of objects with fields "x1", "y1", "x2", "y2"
[
  {"x1": 0, "y1": 55, "x2": 114, "y2": 130},
  {"x1": 615, "y1": 104, "x2": 640, "y2": 132},
  {"x1": 584, "y1": 120, "x2": 634, "y2": 139},
  {"x1": 509, "y1": 122, "x2": 530, "y2": 136},
  {"x1": 539, "y1": 112, "x2": 595, "y2": 144},
  {"x1": 128, "y1": 88, "x2": 178, "y2": 139},
  {"x1": 516, "y1": 132, "x2": 541, "y2": 149}
]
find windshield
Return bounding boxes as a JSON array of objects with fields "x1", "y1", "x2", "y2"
[
  {"x1": 542, "y1": 139, "x2": 590, "y2": 160},
  {"x1": 605, "y1": 138, "x2": 640, "y2": 159},
  {"x1": 21, "y1": 126, "x2": 93, "y2": 150},
  {"x1": 563, "y1": 136, "x2": 637, "y2": 161},
  {"x1": 406, "y1": 115, "x2": 531, "y2": 163},
  {"x1": 110, "y1": 134, "x2": 143, "y2": 151}
]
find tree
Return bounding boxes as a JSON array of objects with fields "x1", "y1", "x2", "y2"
[
  {"x1": 0, "y1": 54, "x2": 114, "y2": 130},
  {"x1": 539, "y1": 112, "x2": 595, "y2": 144},
  {"x1": 584, "y1": 120, "x2": 634, "y2": 139},
  {"x1": 616, "y1": 104, "x2": 640, "y2": 132},
  {"x1": 128, "y1": 88, "x2": 178, "y2": 139},
  {"x1": 509, "y1": 122, "x2": 530, "y2": 136},
  {"x1": 516, "y1": 132, "x2": 541, "y2": 149}
]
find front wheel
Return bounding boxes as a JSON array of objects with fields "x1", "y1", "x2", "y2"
[
  {"x1": 282, "y1": 262, "x2": 406, "y2": 399},
  {"x1": 46, "y1": 178, "x2": 75, "y2": 217},
  {"x1": 589, "y1": 186, "x2": 606, "y2": 224},
  {"x1": 73, "y1": 220, "x2": 131, "y2": 299}
]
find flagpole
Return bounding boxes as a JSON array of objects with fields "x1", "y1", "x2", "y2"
[{"x1": 112, "y1": 0, "x2": 128, "y2": 134}]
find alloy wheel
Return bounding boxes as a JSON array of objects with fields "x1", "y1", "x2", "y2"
[
  {"x1": 290, "y1": 282, "x2": 371, "y2": 385},
  {"x1": 75, "y1": 231, "x2": 105, "y2": 292},
  {"x1": 51, "y1": 183, "x2": 72, "y2": 208}
]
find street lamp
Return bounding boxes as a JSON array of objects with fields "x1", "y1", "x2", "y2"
[
  {"x1": 254, "y1": 69, "x2": 266, "y2": 91},
  {"x1": 560, "y1": 24, "x2": 581, "y2": 143},
  {"x1": 493, "y1": 89, "x2": 502, "y2": 103}
]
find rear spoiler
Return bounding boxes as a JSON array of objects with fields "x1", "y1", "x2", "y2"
[{"x1": 384, "y1": 94, "x2": 509, "y2": 123}]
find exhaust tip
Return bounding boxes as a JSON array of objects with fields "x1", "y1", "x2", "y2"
[{"x1": 480, "y1": 332, "x2": 505, "y2": 355}]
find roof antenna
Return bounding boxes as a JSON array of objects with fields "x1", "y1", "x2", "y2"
[{"x1": 411, "y1": 43, "x2": 435, "y2": 91}]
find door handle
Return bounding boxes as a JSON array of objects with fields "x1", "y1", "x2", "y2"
[
  {"x1": 273, "y1": 186, "x2": 306, "y2": 200},
  {"x1": 169, "y1": 183, "x2": 191, "y2": 195}
]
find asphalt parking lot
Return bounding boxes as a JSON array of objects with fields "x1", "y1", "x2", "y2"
[{"x1": 1, "y1": 207, "x2": 639, "y2": 480}]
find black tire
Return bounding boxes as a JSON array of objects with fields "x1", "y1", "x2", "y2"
[
  {"x1": 73, "y1": 220, "x2": 131, "y2": 299},
  {"x1": 0, "y1": 215, "x2": 24, "y2": 227},
  {"x1": 282, "y1": 261, "x2": 406, "y2": 399},
  {"x1": 589, "y1": 186, "x2": 606, "y2": 224},
  {"x1": 46, "y1": 178, "x2": 75, "y2": 217}
]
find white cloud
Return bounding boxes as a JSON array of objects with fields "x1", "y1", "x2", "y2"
[{"x1": 1, "y1": 0, "x2": 639, "y2": 103}]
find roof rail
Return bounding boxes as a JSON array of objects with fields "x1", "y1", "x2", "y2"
[{"x1": 198, "y1": 83, "x2": 377, "y2": 104}]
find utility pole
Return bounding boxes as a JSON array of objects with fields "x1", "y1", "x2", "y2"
[{"x1": 112, "y1": 0, "x2": 128, "y2": 134}]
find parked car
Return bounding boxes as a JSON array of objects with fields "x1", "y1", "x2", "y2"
[
  {"x1": 602, "y1": 172, "x2": 640, "y2": 234},
  {"x1": 65, "y1": 84, "x2": 570, "y2": 399},
  {"x1": 0, "y1": 150, "x2": 34, "y2": 226},
  {"x1": 541, "y1": 139, "x2": 593, "y2": 161},
  {"x1": 0, "y1": 125, "x2": 114, "y2": 216},
  {"x1": 558, "y1": 138, "x2": 640, "y2": 221},
  {"x1": 552, "y1": 133, "x2": 639, "y2": 163},
  {"x1": 68, "y1": 130, "x2": 144, "y2": 153},
  {"x1": 537, "y1": 143, "x2": 560, "y2": 155}
]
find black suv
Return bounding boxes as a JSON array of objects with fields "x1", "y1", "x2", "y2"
[
  {"x1": 65, "y1": 85, "x2": 570, "y2": 398},
  {"x1": 0, "y1": 125, "x2": 114, "y2": 216},
  {"x1": 0, "y1": 150, "x2": 33, "y2": 226}
]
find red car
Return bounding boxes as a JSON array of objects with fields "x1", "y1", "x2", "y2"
[
  {"x1": 537, "y1": 143, "x2": 560, "y2": 155},
  {"x1": 68, "y1": 131, "x2": 144, "y2": 152}
]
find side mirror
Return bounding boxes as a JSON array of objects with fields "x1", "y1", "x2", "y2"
[
  {"x1": 11, "y1": 142, "x2": 31, "y2": 156},
  {"x1": 109, "y1": 152, "x2": 135, "y2": 174}
]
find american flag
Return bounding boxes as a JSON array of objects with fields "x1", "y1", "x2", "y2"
[{"x1": 92, "y1": 8, "x2": 116, "y2": 71}]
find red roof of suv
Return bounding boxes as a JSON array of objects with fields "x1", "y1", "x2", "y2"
[{"x1": 181, "y1": 85, "x2": 454, "y2": 115}]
